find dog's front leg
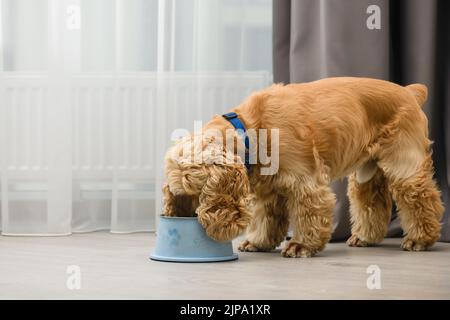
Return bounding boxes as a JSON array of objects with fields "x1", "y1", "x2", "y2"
[
  {"x1": 282, "y1": 183, "x2": 335, "y2": 258},
  {"x1": 238, "y1": 193, "x2": 289, "y2": 252}
]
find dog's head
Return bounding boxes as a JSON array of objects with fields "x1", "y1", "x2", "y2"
[{"x1": 163, "y1": 133, "x2": 252, "y2": 242}]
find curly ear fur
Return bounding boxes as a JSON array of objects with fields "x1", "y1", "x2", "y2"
[
  {"x1": 164, "y1": 134, "x2": 211, "y2": 196},
  {"x1": 196, "y1": 163, "x2": 252, "y2": 242},
  {"x1": 163, "y1": 132, "x2": 252, "y2": 240}
]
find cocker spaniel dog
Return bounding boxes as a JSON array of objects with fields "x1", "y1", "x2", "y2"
[{"x1": 162, "y1": 77, "x2": 444, "y2": 258}]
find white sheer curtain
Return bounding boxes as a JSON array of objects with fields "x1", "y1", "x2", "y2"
[{"x1": 0, "y1": 0, "x2": 272, "y2": 235}]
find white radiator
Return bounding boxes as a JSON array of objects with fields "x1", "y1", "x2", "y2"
[{"x1": 0, "y1": 72, "x2": 271, "y2": 235}]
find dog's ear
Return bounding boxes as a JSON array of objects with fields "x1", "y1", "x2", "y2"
[
  {"x1": 196, "y1": 163, "x2": 252, "y2": 242},
  {"x1": 162, "y1": 183, "x2": 177, "y2": 216},
  {"x1": 162, "y1": 137, "x2": 200, "y2": 217}
]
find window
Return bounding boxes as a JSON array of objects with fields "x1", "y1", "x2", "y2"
[{"x1": 0, "y1": 0, "x2": 272, "y2": 235}]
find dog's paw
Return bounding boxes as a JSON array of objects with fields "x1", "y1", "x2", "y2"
[
  {"x1": 401, "y1": 238, "x2": 427, "y2": 251},
  {"x1": 346, "y1": 234, "x2": 369, "y2": 247},
  {"x1": 281, "y1": 241, "x2": 315, "y2": 258},
  {"x1": 238, "y1": 240, "x2": 261, "y2": 252}
]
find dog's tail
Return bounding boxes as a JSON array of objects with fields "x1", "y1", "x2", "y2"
[{"x1": 406, "y1": 83, "x2": 428, "y2": 108}]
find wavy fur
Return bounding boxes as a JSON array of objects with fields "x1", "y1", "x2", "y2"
[{"x1": 163, "y1": 77, "x2": 444, "y2": 256}]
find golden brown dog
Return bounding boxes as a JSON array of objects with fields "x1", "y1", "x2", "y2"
[{"x1": 163, "y1": 77, "x2": 444, "y2": 258}]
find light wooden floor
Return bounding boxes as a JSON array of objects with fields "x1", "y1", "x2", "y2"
[{"x1": 1, "y1": 232, "x2": 449, "y2": 299}]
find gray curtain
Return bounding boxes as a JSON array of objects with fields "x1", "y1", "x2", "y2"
[{"x1": 273, "y1": 0, "x2": 450, "y2": 241}]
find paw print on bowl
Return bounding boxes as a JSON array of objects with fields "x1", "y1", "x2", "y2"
[
  {"x1": 193, "y1": 233, "x2": 209, "y2": 247},
  {"x1": 168, "y1": 228, "x2": 181, "y2": 247}
]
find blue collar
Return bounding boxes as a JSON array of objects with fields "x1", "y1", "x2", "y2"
[{"x1": 222, "y1": 112, "x2": 251, "y2": 171}]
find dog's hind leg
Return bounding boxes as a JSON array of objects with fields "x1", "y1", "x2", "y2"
[
  {"x1": 376, "y1": 114, "x2": 444, "y2": 251},
  {"x1": 382, "y1": 154, "x2": 443, "y2": 251},
  {"x1": 281, "y1": 181, "x2": 335, "y2": 258},
  {"x1": 347, "y1": 165, "x2": 392, "y2": 247},
  {"x1": 238, "y1": 193, "x2": 289, "y2": 252}
]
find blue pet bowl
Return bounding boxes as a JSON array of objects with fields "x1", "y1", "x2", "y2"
[{"x1": 150, "y1": 216, "x2": 238, "y2": 263}]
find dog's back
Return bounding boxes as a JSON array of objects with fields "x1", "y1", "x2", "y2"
[{"x1": 235, "y1": 77, "x2": 430, "y2": 179}]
